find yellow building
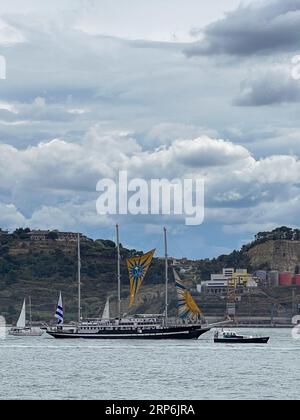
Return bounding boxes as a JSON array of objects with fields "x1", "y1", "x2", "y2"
[{"x1": 230, "y1": 269, "x2": 256, "y2": 287}]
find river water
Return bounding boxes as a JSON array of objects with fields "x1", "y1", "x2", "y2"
[{"x1": 0, "y1": 328, "x2": 299, "y2": 400}]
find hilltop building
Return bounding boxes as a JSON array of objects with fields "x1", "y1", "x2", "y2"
[
  {"x1": 198, "y1": 268, "x2": 258, "y2": 295},
  {"x1": 28, "y1": 230, "x2": 88, "y2": 242}
]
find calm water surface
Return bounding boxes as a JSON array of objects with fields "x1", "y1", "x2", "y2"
[{"x1": 0, "y1": 328, "x2": 299, "y2": 400}]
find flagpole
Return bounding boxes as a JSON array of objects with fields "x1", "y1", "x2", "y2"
[
  {"x1": 164, "y1": 227, "x2": 168, "y2": 325},
  {"x1": 78, "y1": 233, "x2": 81, "y2": 323},
  {"x1": 116, "y1": 224, "x2": 121, "y2": 320}
]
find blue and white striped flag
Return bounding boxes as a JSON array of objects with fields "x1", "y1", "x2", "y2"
[{"x1": 55, "y1": 292, "x2": 63, "y2": 325}]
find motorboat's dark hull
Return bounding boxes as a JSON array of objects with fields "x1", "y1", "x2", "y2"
[
  {"x1": 214, "y1": 337, "x2": 269, "y2": 344},
  {"x1": 47, "y1": 326, "x2": 211, "y2": 340}
]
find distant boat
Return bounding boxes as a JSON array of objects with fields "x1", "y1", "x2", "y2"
[
  {"x1": 9, "y1": 298, "x2": 43, "y2": 337},
  {"x1": 214, "y1": 330, "x2": 269, "y2": 344},
  {"x1": 101, "y1": 298, "x2": 110, "y2": 320}
]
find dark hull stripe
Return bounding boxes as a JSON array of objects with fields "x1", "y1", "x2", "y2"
[
  {"x1": 47, "y1": 328, "x2": 210, "y2": 340},
  {"x1": 214, "y1": 338, "x2": 269, "y2": 344}
]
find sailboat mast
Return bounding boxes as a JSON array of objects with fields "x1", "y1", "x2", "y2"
[
  {"x1": 116, "y1": 225, "x2": 121, "y2": 319},
  {"x1": 164, "y1": 227, "x2": 169, "y2": 324},
  {"x1": 116, "y1": 224, "x2": 121, "y2": 320},
  {"x1": 78, "y1": 233, "x2": 81, "y2": 323}
]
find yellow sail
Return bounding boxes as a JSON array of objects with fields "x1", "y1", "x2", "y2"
[
  {"x1": 127, "y1": 250, "x2": 156, "y2": 307},
  {"x1": 174, "y1": 270, "x2": 202, "y2": 321}
]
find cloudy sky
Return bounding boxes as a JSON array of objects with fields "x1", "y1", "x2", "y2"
[{"x1": 0, "y1": 0, "x2": 300, "y2": 258}]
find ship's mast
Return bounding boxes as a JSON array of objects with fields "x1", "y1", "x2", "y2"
[
  {"x1": 116, "y1": 224, "x2": 121, "y2": 320},
  {"x1": 164, "y1": 227, "x2": 169, "y2": 324},
  {"x1": 78, "y1": 233, "x2": 81, "y2": 323}
]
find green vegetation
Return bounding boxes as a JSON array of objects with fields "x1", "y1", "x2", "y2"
[
  {"x1": 195, "y1": 250, "x2": 252, "y2": 281},
  {"x1": 46, "y1": 231, "x2": 59, "y2": 241},
  {"x1": 195, "y1": 226, "x2": 300, "y2": 281},
  {"x1": 13, "y1": 228, "x2": 31, "y2": 240},
  {"x1": 0, "y1": 229, "x2": 165, "y2": 323},
  {"x1": 248, "y1": 226, "x2": 300, "y2": 249}
]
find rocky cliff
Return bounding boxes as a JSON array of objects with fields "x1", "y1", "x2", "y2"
[{"x1": 247, "y1": 240, "x2": 300, "y2": 273}]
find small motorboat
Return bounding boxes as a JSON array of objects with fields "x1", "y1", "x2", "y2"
[{"x1": 214, "y1": 329, "x2": 269, "y2": 344}]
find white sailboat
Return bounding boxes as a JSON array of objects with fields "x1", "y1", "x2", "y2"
[
  {"x1": 9, "y1": 298, "x2": 43, "y2": 337},
  {"x1": 101, "y1": 297, "x2": 110, "y2": 320}
]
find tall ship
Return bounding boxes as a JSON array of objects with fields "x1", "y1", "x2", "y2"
[{"x1": 47, "y1": 227, "x2": 211, "y2": 340}]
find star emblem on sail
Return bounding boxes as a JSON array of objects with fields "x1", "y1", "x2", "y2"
[
  {"x1": 55, "y1": 292, "x2": 64, "y2": 325},
  {"x1": 174, "y1": 270, "x2": 202, "y2": 321},
  {"x1": 127, "y1": 249, "x2": 156, "y2": 307}
]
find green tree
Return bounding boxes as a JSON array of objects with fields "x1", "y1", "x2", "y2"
[
  {"x1": 14, "y1": 228, "x2": 30, "y2": 240},
  {"x1": 47, "y1": 231, "x2": 59, "y2": 241}
]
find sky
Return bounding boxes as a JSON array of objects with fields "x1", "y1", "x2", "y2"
[{"x1": 0, "y1": 0, "x2": 300, "y2": 258}]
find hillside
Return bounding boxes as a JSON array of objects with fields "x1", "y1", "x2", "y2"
[
  {"x1": 1, "y1": 226, "x2": 300, "y2": 323},
  {"x1": 247, "y1": 240, "x2": 300, "y2": 273},
  {"x1": 195, "y1": 227, "x2": 300, "y2": 281},
  {"x1": 0, "y1": 229, "x2": 167, "y2": 323}
]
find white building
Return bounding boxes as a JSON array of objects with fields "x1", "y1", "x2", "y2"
[
  {"x1": 28, "y1": 230, "x2": 88, "y2": 242},
  {"x1": 197, "y1": 279, "x2": 228, "y2": 295},
  {"x1": 197, "y1": 268, "x2": 258, "y2": 295},
  {"x1": 223, "y1": 268, "x2": 234, "y2": 278}
]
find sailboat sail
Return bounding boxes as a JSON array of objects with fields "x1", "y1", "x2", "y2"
[
  {"x1": 127, "y1": 249, "x2": 156, "y2": 307},
  {"x1": 102, "y1": 298, "x2": 110, "y2": 320},
  {"x1": 16, "y1": 299, "x2": 26, "y2": 328},
  {"x1": 55, "y1": 292, "x2": 64, "y2": 325},
  {"x1": 174, "y1": 270, "x2": 202, "y2": 321}
]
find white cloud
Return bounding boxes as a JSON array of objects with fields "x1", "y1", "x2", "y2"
[
  {"x1": 28, "y1": 200, "x2": 111, "y2": 230},
  {"x1": 0, "y1": 203, "x2": 26, "y2": 229},
  {"x1": 75, "y1": 0, "x2": 251, "y2": 43},
  {"x1": 0, "y1": 0, "x2": 299, "y2": 256},
  {"x1": 235, "y1": 68, "x2": 300, "y2": 106},
  {"x1": 0, "y1": 101, "x2": 19, "y2": 114},
  {"x1": 0, "y1": 18, "x2": 26, "y2": 45},
  {"x1": 186, "y1": 0, "x2": 300, "y2": 57},
  {"x1": 0, "y1": 127, "x2": 299, "y2": 235}
]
